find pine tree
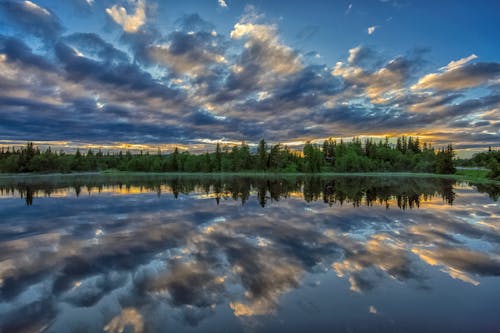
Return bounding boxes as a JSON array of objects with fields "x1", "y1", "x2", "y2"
[
  {"x1": 172, "y1": 147, "x2": 179, "y2": 171},
  {"x1": 257, "y1": 139, "x2": 268, "y2": 170},
  {"x1": 215, "y1": 143, "x2": 221, "y2": 172}
]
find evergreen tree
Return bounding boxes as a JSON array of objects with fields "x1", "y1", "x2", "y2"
[
  {"x1": 215, "y1": 143, "x2": 222, "y2": 172},
  {"x1": 257, "y1": 139, "x2": 268, "y2": 170},
  {"x1": 172, "y1": 147, "x2": 179, "y2": 171}
]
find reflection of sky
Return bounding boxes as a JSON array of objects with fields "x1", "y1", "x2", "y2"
[{"x1": 0, "y1": 179, "x2": 499, "y2": 332}]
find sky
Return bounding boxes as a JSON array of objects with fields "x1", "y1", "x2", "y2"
[{"x1": 0, "y1": 0, "x2": 499, "y2": 156}]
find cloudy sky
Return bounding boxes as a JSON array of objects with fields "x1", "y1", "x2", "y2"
[{"x1": 0, "y1": 0, "x2": 499, "y2": 156}]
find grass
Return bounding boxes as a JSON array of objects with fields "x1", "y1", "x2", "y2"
[{"x1": 454, "y1": 169, "x2": 493, "y2": 183}]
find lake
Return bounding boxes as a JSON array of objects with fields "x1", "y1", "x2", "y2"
[{"x1": 0, "y1": 175, "x2": 499, "y2": 333}]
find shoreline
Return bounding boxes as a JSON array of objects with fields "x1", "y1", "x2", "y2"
[{"x1": 0, "y1": 170, "x2": 498, "y2": 185}]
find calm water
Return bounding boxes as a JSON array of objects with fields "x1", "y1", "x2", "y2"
[{"x1": 0, "y1": 175, "x2": 499, "y2": 333}]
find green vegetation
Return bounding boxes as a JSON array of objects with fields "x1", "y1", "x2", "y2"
[
  {"x1": 456, "y1": 147, "x2": 500, "y2": 181},
  {"x1": 0, "y1": 137, "x2": 463, "y2": 177},
  {"x1": 455, "y1": 168, "x2": 489, "y2": 181}
]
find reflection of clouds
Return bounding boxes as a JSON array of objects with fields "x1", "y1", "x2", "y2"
[
  {"x1": 412, "y1": 247, "x2": 500, "y2": 286},
  {"x1": 228, "y1": 252, "x2": 303, "y2": 317},
  {"x1": 104, "y1": 307, "x2": 144, "y2": 333},
  {"x1": 142, "y1": 260, "x2": 226, "y2": 308},
  {"x1": 62, "y1": 272, "x2": 129, "y2": 307},
  {"x1": 332, "y1": 233, "x2": 415, "y2": 292},
  {"x1": 0, "y1": 299, "x2": 56, "y2": 333},
  {"x1": 186, "y1": 216, "x2": 309, "y2": 317},
  {"x1": 0, "y1": 180, "x2": 499, "y2": 331},
  {"x1": 0, "y1": 211, "x2": 195, "y2": 304}
]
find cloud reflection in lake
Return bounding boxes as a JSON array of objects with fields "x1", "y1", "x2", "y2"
[{"x1": 0, "y1": 175, "x2": 498, "y2": 332}]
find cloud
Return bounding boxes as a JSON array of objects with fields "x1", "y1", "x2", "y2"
[
  {"x1": 412, "y1": 57, "x2": 500, "y2": 91},
  {"x1": 106, "y1": 0, "x2": 146, "y2": 33},
  {"x1": 23, "y1": 0, "x2": 50, "y2": 16},
  {"x1": 141, "y1": 260, "x2": 226, "y2": 308},
  {"x1": 368, "y1": 26, "x2": 377, "y2": 35},
  {"x1": 104, "y1": 308, "x2": 144, "y2": 333},
  {"x1": 0, "y1": 0, "x2": 64, "y2": 41},
  {"x1": 440, "y1": 54, "x2": 477, "y2": 71},
  {"x1": 347, "y1": 45, "x2": 379, "y2": 66},
  {"x1": 0, "y1": 299, "x2": 57, "y2": 333},
  {"x1": 332, "y1": 233, "x2": 417, "y2": 292},
  {"x1": 230, "y1": 22, "x2": 302, "y2": 76},
  {"x1": 412, "y1": 247, "x2": 500, "y2": 285},
  {"x1": 149, "y1": 30, "x2": 226, "y2": 77},
  {"x1": 332, "y1": 55, "x2": 417, "y2": 104},
  {"x1": 218, "y1": 0, "x2": 228, "y2": 8},
  {"x1": 62, "y1": 33, "x2": 130, "y2": 64},
  {"x1": 0, "y1": 35, "x2": 55, "y2": 70}
]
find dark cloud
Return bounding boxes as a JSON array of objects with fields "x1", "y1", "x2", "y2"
[
  {"x1": 347, "y1": 45, "x2": 380, "y2": 67},
  {"x1": 187, "y1": 109, "x2": 227, "y2": 126},
  {"x1": 0, "y1": 299, "x2": 57, "y2": 333},
  {"x1": 0, "y1": 35, "x2": 55, "y2": 70},
  {"x1": 54, "y1": 41, "x2": 183, "y2": 101},
  {"x1": 62, "y1": 272, "x2": 129, "y2": 307},
  {"x1": 0, "y1": 0, "x2": 64, "y2": 42},
  {"x1": 62, "y1": 33, "x2": 130, "y2": 64}
]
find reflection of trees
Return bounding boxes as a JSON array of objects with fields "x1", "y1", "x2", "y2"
[
  {"x1": 475, "y1": 183, "x2": 500, "y2": 201},
  {"x1": 19, "y1": 185, "x2": 34, "y2": 206},
  {"x1": 321, "y1": 177, "x2": 456, "y2": 209},
  {"x1": 1, "y1": 175, "x2": 495, "y2": 208}
]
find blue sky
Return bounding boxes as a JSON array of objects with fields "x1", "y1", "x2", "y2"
[{"x1": 0, "y1": 0, "x2": 499, "y2": 155}]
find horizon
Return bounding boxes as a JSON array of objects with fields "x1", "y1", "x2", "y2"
[
  {"x1": 0, "y1": 135, "x2": 482, "y2": 159},
  {"x1": 0, "y1": 0, "x2": 499, "y2": 158}
]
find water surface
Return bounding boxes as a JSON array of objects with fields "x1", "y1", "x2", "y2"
[{"x1": 0, "y1": 175, "x2": 499, "y2": 333}]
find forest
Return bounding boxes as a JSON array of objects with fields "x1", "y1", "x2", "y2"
[{"x1": 0, "y1": 137, "x2": 495, "y2": 178}]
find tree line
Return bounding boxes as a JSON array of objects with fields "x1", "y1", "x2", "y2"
[{"x1": 0, "y1": 137, "x2": 459, "y2": 174}]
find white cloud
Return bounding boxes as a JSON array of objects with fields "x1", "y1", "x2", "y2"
[
  {"x1": 367, "y1": 26, "x2": 377, "y2": 35},
  {"x1": 369, "y1": 305, "x2": 377, "y2": 314},
  {"x1": 218, "y1": 0, "x2": 228, "y2": 8},
  {"x1": 230, "y1": 22, "x2": 302, "y2": 75},
  {"x1": 106, "y1": 0, "x2": 146, "y2": 33},
  {"x1": 440, "y1": 54, "x2": 477, "y2": 71},
  {"x1": 347, "y1": 46, "x2": 362, "y2": 64},
  {"x1": 23, "y1": 1, "x2": 50, "y2": 16},
  {"x1": 86, "y1": 0, "x2": 94, "y2": 6}
]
